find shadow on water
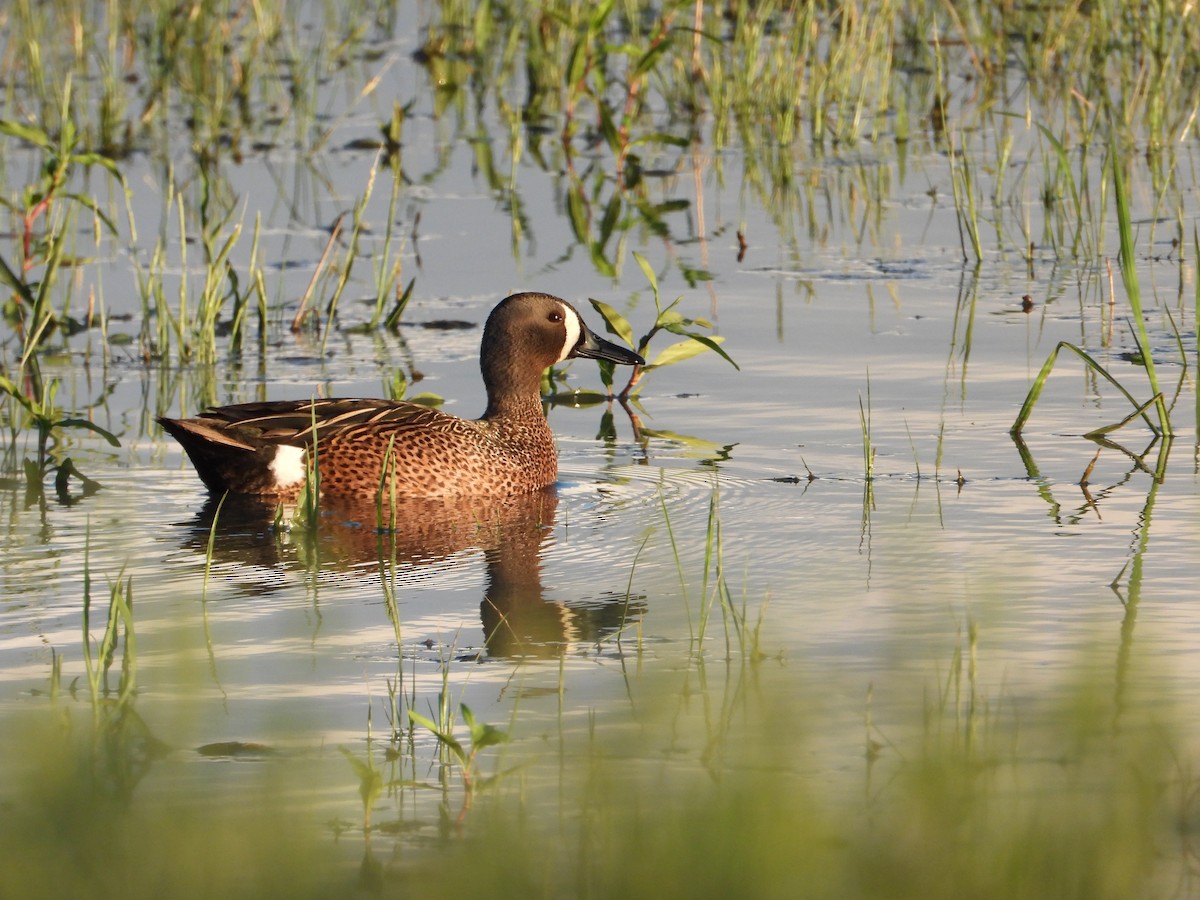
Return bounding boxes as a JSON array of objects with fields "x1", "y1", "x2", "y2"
[{"x1": 174, "y1": 489, "x2": 646, "y2": 660}]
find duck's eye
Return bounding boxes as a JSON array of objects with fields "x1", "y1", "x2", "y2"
[{"x1": 548, "y1": 311, "x2": 564, "y2": 323}]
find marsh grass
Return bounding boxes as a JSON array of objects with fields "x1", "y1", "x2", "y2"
[
  {"x1": 0, "y1": 372, "x2": 119, "y2": 505},
  {"x1": 2, "y1": 624, "x2": 1191, "y2": 899},
  {"x1": 2, "y1": 0, "x2": 1194, "y2": 460},
  {"x1": 407, "y1": 701, "x2": 511, "y2": 827}
]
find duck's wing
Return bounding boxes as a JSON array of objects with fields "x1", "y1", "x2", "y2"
[
  {"x1": 157, "y1": 398, "x2": 466, "y2": 496},
  {"x1": 186, "y1": 398, "x2": 456, "y2": 447}
]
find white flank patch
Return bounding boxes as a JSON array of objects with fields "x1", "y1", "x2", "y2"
[
  {"x1": 269, "y1": 444, "x2": 308, "y2": 487},
  {"x1": 558, "y1": 301, "x2": 582, "y2": 361}
]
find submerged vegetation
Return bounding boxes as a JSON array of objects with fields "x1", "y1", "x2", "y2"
[{"x1": 0, "y1": 0, "x2": 1198, "y2": 897}]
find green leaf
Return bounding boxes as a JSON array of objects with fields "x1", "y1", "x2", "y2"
[
  {"x1": 0, "y1": 119, "x2": 54, "y2": 150},
  {"x1": 597, "y1": 103, "x2": 620, "y2": 153},
  {"x1": 58, "y1": 193, "x2": 118, "y2": 237},
  {"x1": 408, "y1": 708, "x2": 464, "y2": 756},
  {"x1": 597, "y1": 358, "x2": 614, "y2": 389},
  {"x1": 55, "y1": 418, "x2": 121, "y2": 447},
  {"x1": 0, "y1": 376, "x2": 35, "y2": 414},
  {"x1": 0, "y1": 374, "x2": 22, "y2": 399},
  {"x1": 68, "y1": 151, "x2": 123, "y2": 180},
  {"x1": 633, "y1": 251, "x2": 658, "y2": 297},
  {"x1": 567, "y1": 184, "x2": 588, "y2": 243},
  {"x1": 339, "y1": 747, "x2": 383, "y2": 807},
  {"x1": 588, "y1": 243, "x2": 617, "y2": 279},
  {"x1": 649, "y1": 334, "x2": 738, "y2": 370},
  {"x1": 462, "y1": 704, "x2": 509, "y2": 750},
  {"x1": 384, "y1": 277, "x2": 416, "y2": 330},
  {"x1": 588, "y1": 298, "x2": 635, "y2": 347},
  {"x1": 339, "y1": 746, "x2": 374, "y2": 781},
  {"x1": 1010, "y1": 340, "x2": 1156, "y2": 436},
  {"x1": 598, "y1": 194, "x2": 621, "y2": 247},
  {"x1": 627, "y1": 131, "x2": 692, "y2": 149},
  {"x1": 638, "y1": 427, "x2": 733, "y2": 456},
  {"x1": 587, "y1": 0, "x2": 615, "y2": 32},
  {"x1": 566, "y1": 36, "x2": 589, "y2": 88},
  {"x1": 655, "y1": 309, "x2": 688, "y2": 331},
  {"x1": 0, "y1": 253, "x2": 35, "y2": 306},
  {"x1": 471, "y1": 722, "x2": 510, "y2": 751},
  {"x1": 406, "y1": 392, "x2": 444, "y2": 407},
  {"x1": 545, "y1": 389, "x2": 609, "y2": 407},
  {"x1": 684, "y1": 333, "x2": 739, "y2": 370},
  {"x1": 632, "y1": 40, "x2": 672, "y2": 79},
  {"x1": 471, "y1": 0, "x2": 493, "y2": 46},
  {"x1": 649, "y1": 337, "x2": 714, "y2": 368}
]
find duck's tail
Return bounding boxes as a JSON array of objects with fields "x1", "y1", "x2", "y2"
[{"x1": 158, "y1": 416, "x2": 305, "y2": 496}]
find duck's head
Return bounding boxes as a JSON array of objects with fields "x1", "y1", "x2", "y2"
[{"x1": 481, "y1": 293, "x2": 644, "y2": 397}]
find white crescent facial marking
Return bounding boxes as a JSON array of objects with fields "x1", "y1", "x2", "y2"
[
  {"x1": 557, "y1": 301, "x2": 582, "y2": 363},
  {"x1": 270, "y1": 444, "x2": 308, "y2": 487}
]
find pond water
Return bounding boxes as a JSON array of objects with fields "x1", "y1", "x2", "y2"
[{"x1": 1, "y1": 2, "x2": 1198, "y2": 894}]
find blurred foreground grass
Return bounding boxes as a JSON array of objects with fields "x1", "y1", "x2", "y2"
[{"x1": 1, "y1": 653, "x2": 1193, "y2": 900}]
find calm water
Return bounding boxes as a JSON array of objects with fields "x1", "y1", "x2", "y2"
[{"x1": 1, "y1": 2, "x2": 1198, "y2": 877}]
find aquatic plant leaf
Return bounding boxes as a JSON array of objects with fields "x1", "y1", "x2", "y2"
[
  {"x1": 588, "y1": 241, "x2": 617, "y2": 278},
  {"x1": 405, "y1": 392, "x2": 444, "y2": 407},
  {"x1": 638, "y1": 427, "x2": 731, "y2": 454},
  {"x1": 633, "y1": 40, "x2": 672, "y2": 80},
  {"x1": 678, "y1": 264, "x2": 714, "y2": 287},
  {"x1": 56, "y1": 418, "x2": 121, "y2": 447},
  {"x1": 692, "y1": 333, "x2": 737, "y2": 369},
  {"x1": 653, "y1": 332, "x2": 738, "y2": 370},
  {"x1": 587, "y1": 0, "x2": 615, "y2": 31},
  {"x1": 649, "y1": 336, "x2": 719, "y2": 369},
  {"x1": 59, "y1": 192, "x2": 119, "y2": 236},
  {"x1": 597, "y1": 103, "x2": 620, "y2": 153},
  {"x1": 588, "y1": 298, "x2": 635, "y2": 347},
  {"x1": 598, "y1": 194, "x2": 621, "y2": 247},
  {"x1": 339, "y1": 747, "x2": 383, "y2": 808},
  {"x1": 0, "y1": 119, "x2": 54, "y2": 150},
  {"x1": 471, "y1": 0, "x2": 493, "y2": 47},
  {"x1": 1010, "y1": 340, "x2": 1157, "y2": 436},
  {"x1": 65, "y1": 151, "x2": 123, "y2": 181},
  {"x1": 633, "y1": 251, "x2": 658, "y2": 298},
  {"x1": 648, "y1": 199, "x2": 690, "y2": 215},
  {"x1": 0, "y1": 375, "x2": 28, "y2": 406},
  {"x1": 566, "y1": 36, "x2": 588, "y2": 89},
  {"x1": 1082, "y1": 395, "x2": 1163, "y2": 438},
  {"x1": 567, "y1": 185, "x2": 588, "y2": 243},
  {"x1": 638, "y1": 132, "x2": 692, "y2": 149},
  {"x1": 1111, "y1": 147, "x2": 1170, "y2": 435},
  {"x1": 545, "y1": 389, "x2": 610, "y2": 408},
  {"x1": 462, "y1": 704, "x2": 509, "y2": 750},
  {"x1": 408, "y1": 708, "x2": 464, "y2": 758},
  {"x1": 0, "y1": 254, "x2": 35, "y2": 305},
  {"x1": 196, "y1": 741, "x2": 277, "y2": 758},
  {"x1": 596, "y1": 358, "x2": 615, "y2": 389},
  {"x1": 384, "y1": 277, "x2": 416, "y2": 331}
]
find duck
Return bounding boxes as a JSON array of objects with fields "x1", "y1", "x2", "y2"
[{"x1": 158, "y1": 292, "x2": 644, "y2": 500}]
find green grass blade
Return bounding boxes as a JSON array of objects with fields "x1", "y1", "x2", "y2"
[{"x1": 1011, "y1": 341, "x2": 1160, "y2": 436}]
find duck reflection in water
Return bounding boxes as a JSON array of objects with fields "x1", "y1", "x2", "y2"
[{"x1": 178, "y1": 488, "x2": 644, "y2": 659}]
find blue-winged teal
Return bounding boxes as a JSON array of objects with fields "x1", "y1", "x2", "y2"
[{"x1": 158, "y1": 292, "x2": 644, "y2": 499}]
